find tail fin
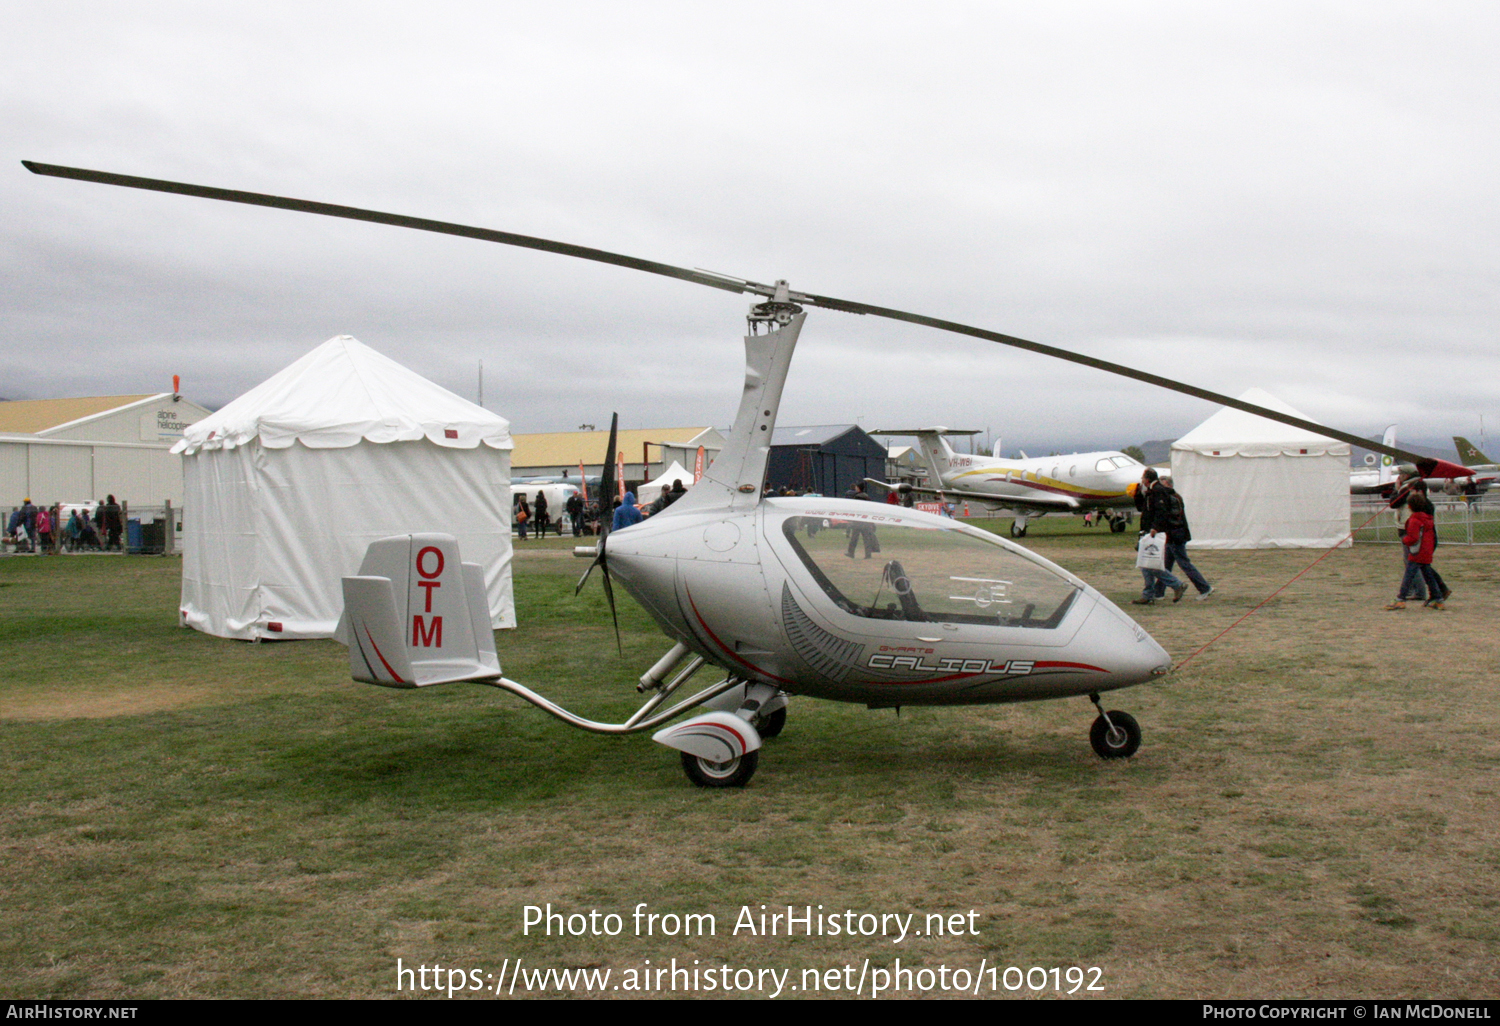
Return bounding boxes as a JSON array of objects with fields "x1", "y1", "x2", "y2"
[
  {"x1": 907, "y1": 428, "x2": 958, "y2": 486},
  {"x1": 1454, "y1": 436, "x2": 1492, "y2": 465},
  {"x1": 341, "y1": 533, "x2": 500, "y2": 688},
  {"x1": 1377, "y1": 425, "x2": 1398, "y2": 487}
]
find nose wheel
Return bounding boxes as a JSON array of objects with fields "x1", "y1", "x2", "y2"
[
  {"x1": 681, "y1": 750, "x2": 759, "y2": 788},
  {"x1": 1087, "y1": 694, "x2": 1141, "y2": 759}
]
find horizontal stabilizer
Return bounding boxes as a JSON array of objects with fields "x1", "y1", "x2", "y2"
[
  {"x1": 869, "y1": 427, "x2": 981, "y2": 436},
  {"x1": 342, "y1": 533, "x2": 501, "y2": 688}
]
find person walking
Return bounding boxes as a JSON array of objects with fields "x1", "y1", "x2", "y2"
[
  {"x1": 534, "y1": 490, "x2": 552, "y2": 538},
  {"x1": 1387, "y1": 473, "x2": 1448, "y2": 605},
  {"x1": 1138, "y1": 469, "x2": 1212, "y2": 601},
  {"x1": 1387, "y1": 493, "x2": 1445, "y2": 610},
  {"x1": 103, "y1": 495, "x2": 123, "y2": 551}
]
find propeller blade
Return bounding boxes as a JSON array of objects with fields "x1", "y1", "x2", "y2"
[
  {"x1": 574, "y1": 550, "x2": 598, "y2": 596},
  {"x1": 570, "y1": 544, "x2": 621, "y2": 654},
  {"x1": 597, "y1": 413, "x2": 619, "y2": 537},
  {"x1": 22, "y1": 159, "x2": 1426, "y2": 466},
  {"x1": 598, "y1": 548, "x2": 623, "y2": 657}
]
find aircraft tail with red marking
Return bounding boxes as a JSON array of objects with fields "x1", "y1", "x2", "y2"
[{"x1": 339, "y1": 533, "x2": 500, "y2": 687}]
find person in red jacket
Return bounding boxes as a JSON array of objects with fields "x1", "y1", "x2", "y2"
[{"x1": 1387, "y1": 495, "x2": 1444, "y2": 610}]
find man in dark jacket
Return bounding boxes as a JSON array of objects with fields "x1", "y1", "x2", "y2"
[
  {"x1": 1139, "y1": 469, "x2": 1212, "y2": 601},
  {"x1": 20, "y1": 498, "x2": 38, "y2": 552},
  {"x1": 647, "y1": 479, "x2": 687, "y2": 516}
]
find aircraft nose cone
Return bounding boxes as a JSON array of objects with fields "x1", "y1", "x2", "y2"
[
  {"x1": 1132, "y1": 628, "x2": 1173, "y2": 679},
  {"x1": 1090, "y1": 594, "x2": 1173, "y2": 687}
]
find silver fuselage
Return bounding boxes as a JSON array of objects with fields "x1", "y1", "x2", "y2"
[{"x1": 606, "y1": 497, "x2": 1170, "y2": 707}]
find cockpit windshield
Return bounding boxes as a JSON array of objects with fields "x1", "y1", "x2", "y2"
[{"x1": 780, "y1": 515, "x2": 1080, "y2": 629}]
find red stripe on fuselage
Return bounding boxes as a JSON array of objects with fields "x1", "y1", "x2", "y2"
[
  {"x1": 685, "y1": 587, "x2": 794, "y2": 685},
  {"x1": 972, "y1": 475, "x2": 1124, "y2": 501}
]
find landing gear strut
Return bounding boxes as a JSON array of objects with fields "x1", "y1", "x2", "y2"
[{"x1": 1009, "y1": 516, "x2": 1029, "y2": 538}]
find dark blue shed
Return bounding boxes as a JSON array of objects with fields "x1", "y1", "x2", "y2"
[{"x1": 766, "y1": 425, "x2": 888, "y2": 497}]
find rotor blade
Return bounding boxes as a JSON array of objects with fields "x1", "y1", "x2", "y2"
[
  {"x1": 21, "y1": 161, "x2": 757, "y2": 297},
  {"x1": 23, "y1": 159, "x2": 1425, "y2": 466},
  {"x1": 800, "y1": 290, "x2": 1430, "y2": 467}
]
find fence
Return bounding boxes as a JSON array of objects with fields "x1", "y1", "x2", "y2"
[
  {"x1": 125, "y1": 504, "x2": 180, "y2": 555},
  {"x1": 2, "y1": 501, "x2": 180, "y2": 555},
  {"x1": 1352, "y1": 497, "x2": 1500, "y2": 545}
]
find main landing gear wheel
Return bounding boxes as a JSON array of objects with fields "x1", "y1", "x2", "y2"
[
  {"x1": 1010, "y1": 521, "x2": 1028, "y2": 538},
  {"x1": 681, "y1": 749, "x2": 759, "y2": 788},
  {"x1": 757, "y1": 707, "x2": 787, "y2": 739},
  {"x1": 1109, "y1": 517, "x2": 1126, "y2": 534},
  {"x1": 1089, "y1": 710, "x2": 1141, "y2": 759}
]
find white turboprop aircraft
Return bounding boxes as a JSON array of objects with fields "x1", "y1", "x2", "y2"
[{"x1": 873, "y1": 428, "x2": 1146, "y2": 537}]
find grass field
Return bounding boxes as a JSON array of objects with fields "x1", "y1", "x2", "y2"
[{"x1": 2, "y1": 531, "x2": 1498, "y2": 1000}]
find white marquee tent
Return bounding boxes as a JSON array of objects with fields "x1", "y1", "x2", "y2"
[
  {"x1": 637, "y1": 460, "x2": 696, "y2": 506},
  {"x1": 174, "y1": 335, "x2": 515, "y2": 640},
  {"x1": 1170, "y1": 388, "x2": 1350, "y2": 549}
]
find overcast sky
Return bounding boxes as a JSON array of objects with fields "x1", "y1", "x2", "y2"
[{"x1": 3, "y1": 2, "x2": 1497, "y2": 454}]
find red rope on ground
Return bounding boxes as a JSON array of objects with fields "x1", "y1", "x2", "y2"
[{"x1": 1172, "y1": 507, "x2": 1387, "y2": 672}]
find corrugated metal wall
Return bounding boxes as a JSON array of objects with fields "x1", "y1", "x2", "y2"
[{"x1": 0, "y1": 440, "x2": 184, "y2": 508}]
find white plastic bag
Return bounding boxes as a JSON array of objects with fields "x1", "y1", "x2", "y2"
[{"x1": 1135, "y1": 534, "x2": 1166, "y2": 571}]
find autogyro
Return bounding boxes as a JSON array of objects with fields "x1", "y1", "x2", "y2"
[{"x1": 24, "y1": 161, "x2": 1435, "y2": 788}]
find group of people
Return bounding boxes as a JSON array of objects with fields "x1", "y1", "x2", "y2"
[
  {"x1": 514, "y1": 490, "x2": 560, "y2": 541},
  {"x1": 610, "y1": 479, "x2": 688, "y2": 531},
  {"x1": 6, "y1": 496, "x2": 122, "y2": 554},
  {"x1": 1132, "y1": 469, "x2": 1213, "y2": 605},
  {"x1": 1129, "y1": 463, "x2": 1455, "y2": 612},
  {"x1": 515, "y1": 480, "x2": 690, "y2": 540},
  {"x1": 1385, "y1": 471, "x2": 1450, "y2": 610}
]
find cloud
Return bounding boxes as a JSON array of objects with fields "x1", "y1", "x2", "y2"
[{"x1": 4, "y1": 2, "x2": 1496, "y2": 452}]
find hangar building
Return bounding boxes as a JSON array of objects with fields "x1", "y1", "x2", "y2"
[
  {"x1": 510, "y1": 426, "x2": 724, "y2": 489},
  {"x1": 767, "y1": 425, "x2": 888, "y2": 496},
  {"x1": 0, "y1": 393, "x2": 212, "y2": 510}
]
